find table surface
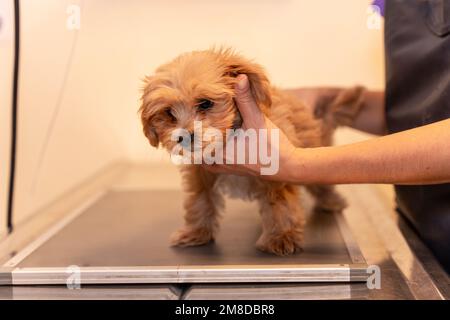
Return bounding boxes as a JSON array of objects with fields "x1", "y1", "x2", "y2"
[
  {"x1": 17, "y1": 190, "x2": 355, "y2": 268},
  {"x1": 1, "y1": 164, "x2": 448, "y2": 300}
]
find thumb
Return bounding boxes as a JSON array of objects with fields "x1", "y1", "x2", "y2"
[{"x1": 235, "y1": 74, "x2": 265, "y2": 128}]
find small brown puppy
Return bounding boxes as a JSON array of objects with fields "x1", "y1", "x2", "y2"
[{"x1": 140, "y1": 48, "x2": 365, "y2": 255}]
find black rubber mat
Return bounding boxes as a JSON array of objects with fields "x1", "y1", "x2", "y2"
[{"x1": 17, "y1": 190, "x2": 354, "y2": 267}]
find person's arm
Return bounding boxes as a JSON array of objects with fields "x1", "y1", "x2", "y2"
[
  {"x1": 203, "y1": 75, "x2": 450, "y2": 185},
  {"x1": 290, "y1": 119, "x2": 450, "y2": 185},
  {"x1": 286, "y1": 88, "x2": 387, "y2": 135}
]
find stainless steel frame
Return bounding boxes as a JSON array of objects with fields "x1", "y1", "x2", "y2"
[{"x1": 3, "y1": 264, "x2": 368, "y2": 285}]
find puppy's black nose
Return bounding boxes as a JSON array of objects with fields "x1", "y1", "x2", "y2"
[{"x1": 177, "y1": 136, "x2": 183, "y2": 143}]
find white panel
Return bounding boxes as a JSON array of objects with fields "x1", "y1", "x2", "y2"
[
  {"x1": 0, "y1": 0, "x2": 14, "y2": 237},
  {"x1": 13, "y1": 0, "x2": 126, "y2": 225}
]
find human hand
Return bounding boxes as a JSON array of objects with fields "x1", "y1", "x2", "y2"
[{"x1": 202, "y1": 74, "x2": 303, "y2": 182}]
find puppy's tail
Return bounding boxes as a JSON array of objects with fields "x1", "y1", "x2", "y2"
[{"x1": 315, "y1": 86, "x2": 366, "y2": 129}]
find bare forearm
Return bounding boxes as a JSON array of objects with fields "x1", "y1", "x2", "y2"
[{"x1": 293, "y1": 119, "x2": 450, "y2": 185}]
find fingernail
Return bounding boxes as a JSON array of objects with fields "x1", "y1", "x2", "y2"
[{"x1": 237, "y1": 74, "x2": 248, "y2": 90}]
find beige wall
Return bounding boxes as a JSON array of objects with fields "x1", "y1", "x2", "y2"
[
  {"x1": 87, "y1": 0, "x2": 385, "y2": 161},
  {"x1": 12, "y1": 0, "x2": 384, "y2": 225},
  {"x1": 0, "y1": 0, "x2": 14, "y2": 236}
]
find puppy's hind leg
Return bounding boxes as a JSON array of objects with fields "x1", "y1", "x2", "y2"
[
  {"x1": 306, "y1": 185, "x2": 347, "y2": 214},
  {"x1": 256, "y1": 183, "x2": 305, "y2": 256},
  {"x1": 170, "y1": 166, "x2": 223, "y2": 247}
]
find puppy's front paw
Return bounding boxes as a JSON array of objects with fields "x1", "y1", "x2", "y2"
[
  {"x1": 256, "y1": 230, "x2": 303, "y2": 256},
  {"x1": 170, "y1": 227, "x2": 214, "y2": 247}
]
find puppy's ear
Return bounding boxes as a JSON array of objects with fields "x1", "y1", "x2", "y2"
[
  {"x1": 223, "y1": 54, "x2": 272, "y2": 110},
  {"x1": 139, "y1": 76, "x2": 160, "y2": 147},
  {"x1": 142, "y1": 117, "x2": 159, "y2": 147}
]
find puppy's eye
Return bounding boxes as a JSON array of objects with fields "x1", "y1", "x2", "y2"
[
  {"x1": 165, "y1": 108, "x2": 176, "y2": 121},
  {"x1": 197, "y1": 99, "x2": 214, "y2": 111}
]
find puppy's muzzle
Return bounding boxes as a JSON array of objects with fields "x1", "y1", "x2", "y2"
[{"x1": 177, "y1": 132, "x2": 196, "y2": 149}]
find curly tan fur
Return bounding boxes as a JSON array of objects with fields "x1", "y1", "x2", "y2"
[{"x1": 139, "y1": 48, "x2": 364, "y2": 255}]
